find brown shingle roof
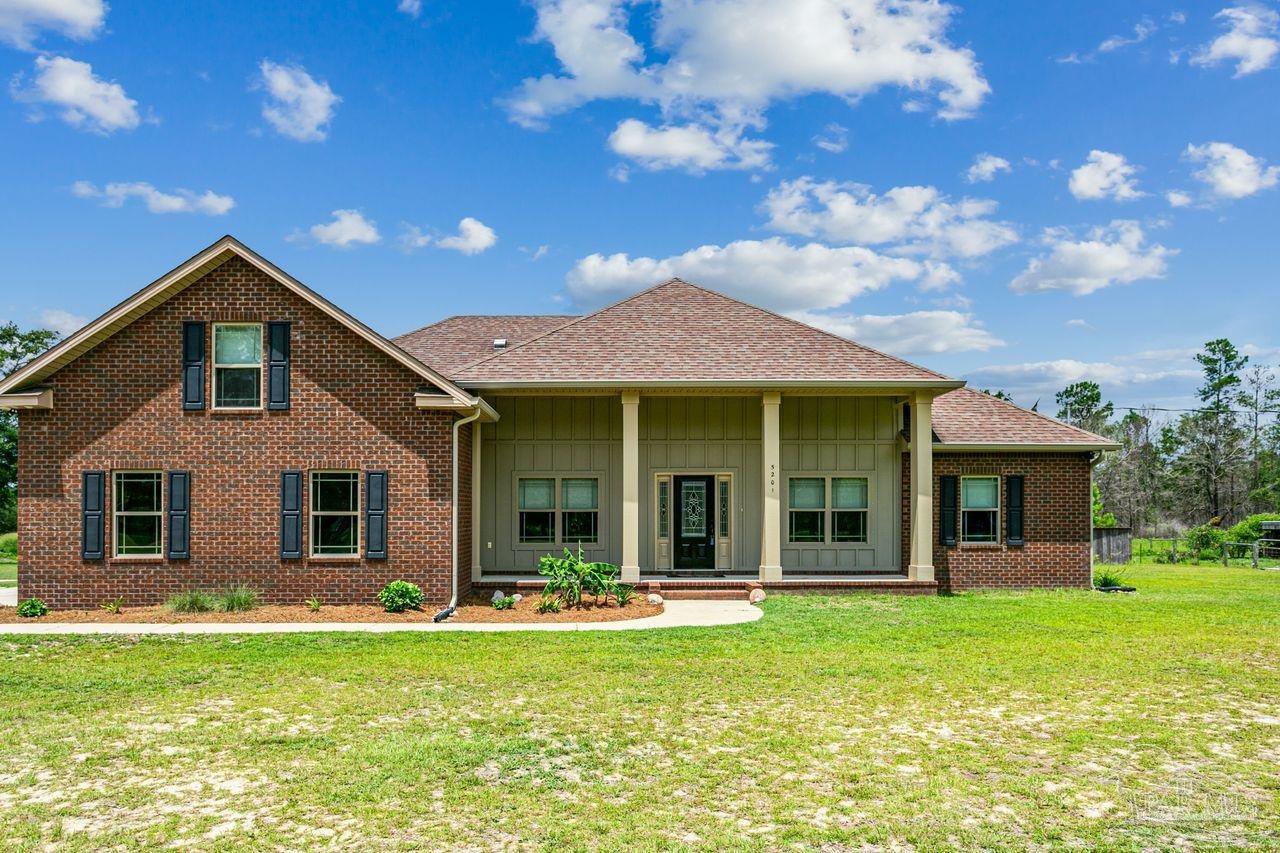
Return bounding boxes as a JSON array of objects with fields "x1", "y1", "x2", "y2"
[
  {"x1": 450, "y1": 279, "x2": 954, "y2": 384},
  {"x1": 395, "y1": 315, "x2": 577, "y2": 375},
  {"x1": 932, "y1": 388, "x2": 1116, "y2": 447}
]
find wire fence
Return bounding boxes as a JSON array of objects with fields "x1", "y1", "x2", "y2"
[{"x1": 1129, "y1": 537, "x2": 1280, "y2": 569}]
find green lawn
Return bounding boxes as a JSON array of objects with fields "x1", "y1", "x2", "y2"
[
  {"x1": 0, "y1": 558, "x2": 15, "y2": 588},
  {"x1": 1, "y1": 564, "x2": 1277, "y2": 850}
]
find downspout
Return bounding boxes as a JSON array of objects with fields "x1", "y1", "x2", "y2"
[{"x1": 434, "y1": 406, "x2": 483, "y2": 622}]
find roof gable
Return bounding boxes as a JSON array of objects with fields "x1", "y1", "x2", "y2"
[
  {"x1": 0, "y1": 236, "x2": 476, "y2": 406},
  {"x1": 452, "y1": 279, "x2": 957, "y2": 386}
]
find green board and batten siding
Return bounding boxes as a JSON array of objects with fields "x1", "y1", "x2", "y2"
[{"x1": 477, "y1": 394, "x2": 902, "y2": 575}]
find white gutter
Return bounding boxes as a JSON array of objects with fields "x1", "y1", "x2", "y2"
[{"x1": 434, "y1": 406, "x2": 483, "y2": 622}]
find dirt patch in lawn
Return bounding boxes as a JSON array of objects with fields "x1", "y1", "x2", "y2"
[
  {"x1": 451, "y1": 595, "x2": 662, "y2": 623},
  {"x1": 0, "y1": 598, "x2": 662, "y2": 624}
]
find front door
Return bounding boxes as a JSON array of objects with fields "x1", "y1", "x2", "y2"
[{"x1": 674, "y1": 475, "x2": 716, "y2": 571}]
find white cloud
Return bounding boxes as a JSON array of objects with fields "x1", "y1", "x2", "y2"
[
  {"x1": 397, "y1": 0, "x2": 422, "y2": 17},
  {"x1": 813, "y1": 122, "x2": 848, "y2": 153},
  {"x1": 1011, "y1": 220, "x2": 1175, "y2": 295},
  {"x1": 505, "y1": 0, "x2": 990, "y2": 161},
  {"x1": 256, "y1": 60, "x2": 340, "y2": 142},
  {"x1": 1065, "y1": 318, "x2": 1095, "y2": 330},
  {"x1": 607, "y1": 118, "x2": 772, "y2": 172},
  {"x1": 12, "y1": 55, "x2": 141, "y2": 134},
  {"x1": 965, "y1": 153, "x2": 1011, "y2": 183},
  {"x1": 291, "y1": 209, "x2": 380, "y2": 248},
  {"x1": 1185, "y1": 141, "x2": 1279, "y2": 199},
  {"x1": 1165, "y1": 189, "x2": 1194, "y2": 207},
  {"x1": 38, "y1": 308, "x2": 87, "y2": 336},
  {"x1": 965, "y1": 357, "x2": 1200, "y2": 398},
  {"x1": 0, "y1": 0, "x2": 105, "y2": 49},
  {"x1": 567, "y1": 237, "x2": 936, "y2": 312},
  {"x1": 761, "y1": 177, "x2": 1018, "y2": 260},
  {"x1": 1191, "y1": 5, "x2": 1279, "y2": 76},
  {"x1": 437, "y1": 217, "x2": 498, "y2": 254},
  {"x1": 1098, "y1": 18, "x2": 1157, "y2": 52},
  {"x1": 1068, "y1": 150, "x2": 1144, "y2": 201},
  {"x1": 72, "y1": 180, "x2": 235, "y2": 215},
  {"x1": 791, "y1": 309, "x2": 1004, "y2": 354}
]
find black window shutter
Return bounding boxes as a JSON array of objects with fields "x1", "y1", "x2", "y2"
[
  {"x1": 939, "y1": 475, "x2": 958, "y2": 546},
  {"x1": 182, "y1": 321, "x2": 205, "y2": 410},
  {"x1": 82, "y1": 471, "x2": 105, "y2": 560},
  {"x1": 366, "y1": 470, "x2": 388, "y2": 560},
  {"x1": 167, "y1": 471, "x2": 190, "y2": 559},
  {"x1": 280, "y1": 470, "x2": 303, "y2": 559},
  {"x1": 267, "y1": 321, "x2": 290, "y2": 410},
  {"x1": 1007, "y1": 475, "x2": 1025, "y2": 547}
]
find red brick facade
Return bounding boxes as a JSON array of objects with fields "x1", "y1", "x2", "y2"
[
  {"x1": 17, "y1": 256, "x2": 463, "y2": 609},
  {"x1": 902, "y1": 451, "x2": 1094, "y2": 592}
]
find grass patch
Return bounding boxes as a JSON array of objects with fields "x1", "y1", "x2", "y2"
[
  {"x1": 166, "y1": 589, "x2": 217, "y2": 614},
  {"x1": 0, "y1": 563, "x2": 1276, "y2": 848},
  {"x1": 0, "y1": 557, "x2": 15, "y2": 588}
]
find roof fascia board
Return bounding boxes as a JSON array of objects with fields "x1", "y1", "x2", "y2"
[
  {"x1": 457, "y1": 379, "x2": 967, "y2": 391},
  {"x1": 933, "y1": 442, "x2": 1120, "y2": 452}
]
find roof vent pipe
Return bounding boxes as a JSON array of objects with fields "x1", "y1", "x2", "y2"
[{"x1": 493, "y1": 338, "x2": 507, "y2": 350}]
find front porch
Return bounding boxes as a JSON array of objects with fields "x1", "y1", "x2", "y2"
[{"x1": 468, "y1": 388, "x2": 942, "y2": 587}]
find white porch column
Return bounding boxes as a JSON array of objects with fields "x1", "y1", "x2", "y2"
[
  {"x1": 760, "y1": 392, "x2": 782, "y2": 582},
  {"x1": 471, "y1": 421, "x2": 482, "y2": 578},
  {"x1": 621, "y1": 392, "x2": 640, "y2": 583},
  {"x1": 908, "y1": 391, "x2": 935, "y2": 581}
]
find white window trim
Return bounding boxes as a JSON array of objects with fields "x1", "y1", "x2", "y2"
[
  {"x1": 515, "y1": 475, "x2": 601, "y2": 547},
  {"x1": 309, "y1": 470, "x2": 361, "y2": 558},
  {"x1": 112, "y1": 470, "x2": 164, "y2": 558},
  {"x1": 785, "y1": 474, "x2": 872, "y2": 546},
  {"x1": 960, "y1": 475, "x2": 1001, "y2": 545},
  {"x1": 212, "y1": 322, "x2": 263, "y2": 410}
]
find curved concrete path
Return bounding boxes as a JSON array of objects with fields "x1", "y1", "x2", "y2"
[
  {"x1": 0, "y1": 599, "x2": 762, "y2": 635},
  {"x1": 0, "y1": 588, "x2": 15, "y2": 608}
]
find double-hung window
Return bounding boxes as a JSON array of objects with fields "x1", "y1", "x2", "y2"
[
  {"x1": 518, "y1": 476, "x2": 600, "y2": 545},
  {"x1": 961, "y1": 476, "x2": 1000, "y2": 543},
  {"x1": 311, "y1": 471, "x2": 359, "y2": 556},
  {"x1": 788, "y1": 477, "x2": 826, "y2": 543},
  {"x1": 114, "y1": 471, "x2": 162, "y2": 556},
  {"x1": 213, "y1": 323, "x2": 262, "y2": 409},
  {"x1": 831, "y1": 477, "x2": 869, "y2": 543}
]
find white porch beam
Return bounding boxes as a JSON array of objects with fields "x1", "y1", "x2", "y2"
[
  {"x1": 621, "y1": 392, "x2": 640, "y2": 583},
  {"x1": 760, "y1": 392, "x2": 782, "y2": 582},
  {"x1": 909, "y1": 391, "x2": 935, "y2": 581}
]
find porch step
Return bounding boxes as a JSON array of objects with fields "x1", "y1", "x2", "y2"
[{"x1": 471, "y1": 576, "x2": 938, "y2": 599}]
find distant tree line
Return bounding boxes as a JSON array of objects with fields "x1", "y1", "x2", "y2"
[{"x1": 1047, "y1": 339, "x2": 1278, "y2": 535}]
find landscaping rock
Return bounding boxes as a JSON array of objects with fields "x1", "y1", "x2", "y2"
[
  {"x1": 647, "y1": 593, "x2": 664, "y2": 605},
  {"x1": 490, "y1": 590, "x2": 506, "y2": 603},
  {"x1": 512, "y1": 593, "x2": 523, "y2": 602},
  {"x1": 748, "y1": 588, "x2": 766, "y2": 604}
]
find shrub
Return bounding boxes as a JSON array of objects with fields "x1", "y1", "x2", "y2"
[
  {"x1": 167, "y1": 589, "x2": 217, "y2": 613},
  {"x1": 16, "y1": 598, "x2": 47, "y2": 618},
  {"x1": 492, "y1": 595, "x2": 517, "y2": 611},
  {"x1": 100, "y1": 596, "x2": 124, "y2": 614},
  {"x1": 0, "y1": 531, "x2": 16, "y2": 558},
  {"x1": 1094, "y1": 567, "x2": 1128, "y2": 588},
  {"x1": 614, "y1": 584, "x2": 636, "y2": 607},
  {"x1": 218, "y1": 586, "x2": 258, "y2": 612},
  {"x1": 378, "y1": 580, "x2": 424, "y2": 613},
  {"x1": 1225, "y1": 513, "x2": 1280, "y2": 544},
  {"x1": 1184, "y1": 524, "x2": 1226, "y2": 562},
  {"x1": 538, "y1": 547, "x2": 622, "y2": 608},
  {"x1": 535, "y1": 593, "x2": 561, "y2": 614},
  {"x1": 305, "y1": 596, "x2": 323, "y2": 613}
]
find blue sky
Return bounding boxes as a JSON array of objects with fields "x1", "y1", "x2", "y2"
[{"x1": 2, "y1": 0, "x2": 1278, "y2": 409}]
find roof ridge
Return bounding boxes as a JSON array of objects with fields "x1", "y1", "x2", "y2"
[
  {"x1": 453, "y1": 278, "x2": 686, "y2": 373},
  {"x1": 393, "y1": 313, "x2": 580, "y2": 344},
  {"x1": 955, "y1": 387, "x2": 1113, "y2": 443}
]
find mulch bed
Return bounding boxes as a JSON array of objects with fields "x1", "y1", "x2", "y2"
[{"x1": 0, "y1": 597, "x2": 662, "y2": 624}]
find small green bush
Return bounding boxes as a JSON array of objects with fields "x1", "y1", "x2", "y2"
[
  {"x1": 378, "y1": 580, "x2": 424, "y2": 613},
  {"x1": 614, "y1": 584, "x2": 636, "y2": 607},
  {"x1": 16, "y1": 598, "x2": 47, "y2": 618},
  {"x1": 305, "y1": 596, "x2": 323, "y2": 613},
  {"x1": 167, "y1": 590, "x2": 217, "y2": 613},
  {"x1": 1225, "y1": 513, "x2": 1280, "y2": 543},
  {"x1": 0, "y1": 531, "x2": 16, "y2": 558},
  {"x1": 492, "y1": 595, "x2": 517, "y2": 611},
  {"x1": 1184, "y1": 524, "x2": 1226, "y2": 562},
  {"x1": 100, "y1": 596, "x2": 124, "y2": 614},
  {"x1": 535, "y1": 594, "x2": 561, "y2": 614},
  {"x1": 217, "y1": 586, "x2": 258, "y2": 612},
  {"x1": 1094, "y1": 567, "x2": 1128, "y2": 588}
]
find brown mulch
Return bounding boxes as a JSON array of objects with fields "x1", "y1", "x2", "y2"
[{"x1": 0, "y1": 597, "x2": 661, "y2": 625}]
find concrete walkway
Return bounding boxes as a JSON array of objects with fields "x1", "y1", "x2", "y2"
[
  {"x1": 0, "y1": 599, "x2": 763, "y2": 635},
  {"x1": 0, "y1": 587, "x2": 15, "y2": 607}
]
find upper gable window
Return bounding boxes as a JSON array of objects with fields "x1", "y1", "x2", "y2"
[{"x1": 213, "y1": 323, "x2": 262, "y2": 409}]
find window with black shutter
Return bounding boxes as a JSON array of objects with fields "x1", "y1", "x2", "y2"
[
  {"x1": 280, "y1": 471, "x2": 303, "y2": 559},
  {"x1": 365, "y1": 471, "x2": 387, "y2": 559},
  {"x1": 167, "y1": 471, "x2": 190, "y2": 559},
  {"x1": 82, "y1": 471, "x2": 105, "y2": 560},
  {"x1": 182, "y1": 322, "x2": 205, "y2": 410},
  {"x1": 1006, "y1": 475, "x2": 1025, "y2": 547},
  {"x1": 939, "y1": 475, "x2": 958, "y2": 546},
  {"x1": 267, "y1": 321, "x2": 290, "y2": 410}
]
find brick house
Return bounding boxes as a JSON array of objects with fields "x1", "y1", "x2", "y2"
[{"x1": 0, "y1": 236, "x2": 1116, "y2": 610}]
